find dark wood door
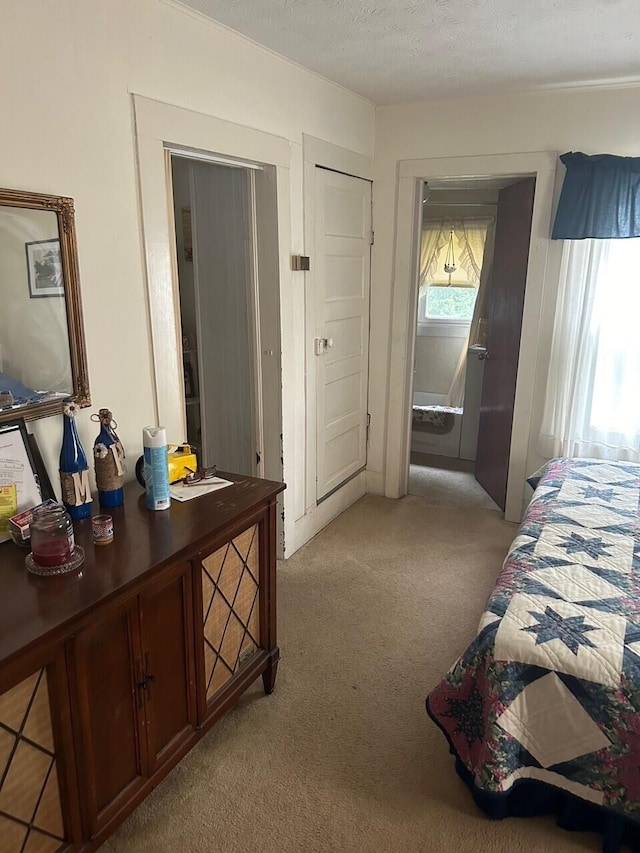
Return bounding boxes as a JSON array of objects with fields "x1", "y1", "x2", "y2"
[
  {"x1": 70, "y1": 598, "x2": 148, "y2": 836},
  {"x1": 139, "y1": 561, "x2": 197, "y2": 773},
  {"x1": 475, "y1": 177, "x2": 535, "y2": 509}
]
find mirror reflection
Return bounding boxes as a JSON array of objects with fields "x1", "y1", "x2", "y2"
[
  {"x1": 0, "y1": 206, "x2": 72, "y2": 407},
  {"x1": 0, "y1": 188, "x2": 90, "y2": 422}
]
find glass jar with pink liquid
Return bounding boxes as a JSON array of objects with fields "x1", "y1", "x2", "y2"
[{"x1": 26, "y1": 503, "x2": 84, "y2": 576}]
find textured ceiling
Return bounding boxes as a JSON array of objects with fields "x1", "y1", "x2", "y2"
[{"x1": 176, "y1": 0, "x2": 640, "y2": 103}]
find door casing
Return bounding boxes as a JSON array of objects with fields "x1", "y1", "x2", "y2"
[
  {"x1": 134, "y1": 96, "x2": 287, "y2": 552},
  {"x1": 385, "y1": 151, "x2": 558, "y2": 522}
]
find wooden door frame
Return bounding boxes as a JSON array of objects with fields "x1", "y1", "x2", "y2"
[
  {"x1": 385, "y1": 152, "x2": 557, "y2": 522},
  {"x1": 134, "y1": 96, "x2": 289, "y2": 445},
  {"x1": 133, "y1": 95, "x2": 287, "y2": 552}
]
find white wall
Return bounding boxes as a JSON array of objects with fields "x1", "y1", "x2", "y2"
[
  {"x1": 413, "y1": 337, "x2": 461, "y2": 396},
  {"x1": 369, "y1": 87, "x2": 640, "y2": 502},
  {"x1": 0, "y1": 0, "x2": 374, "y2": 551}
]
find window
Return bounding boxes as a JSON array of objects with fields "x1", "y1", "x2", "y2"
[
  {"x1": 417, "y1": 219, "x2": 489, "y2": 335},
  {"x1": 588, "y1": 240, "x2": 640, "y2": 437},
  {"x1": 540, "y1": 237, "x2": 640, "y2": 461},
  {"x1": 424, "y1": 285, "x2": 478, "y2": 321}
]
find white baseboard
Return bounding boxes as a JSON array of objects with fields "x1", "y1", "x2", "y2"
[
  {"x1": 365, "y1": 469, "x2": 385, "y2": 495},
  {"x1": 285, "y1": 472, "x2": 366, "y2": 557}
]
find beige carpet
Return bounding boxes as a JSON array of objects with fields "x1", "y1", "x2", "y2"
[
  {"x1": 108, "y1": 490, "x2": 601, "y2": 853},
  {"x1": 409, "y1": 461, "x2": 501, "y2": 512}
]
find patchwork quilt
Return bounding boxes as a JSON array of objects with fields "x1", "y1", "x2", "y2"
[{"x1": 427, "y1": 458, "x2": 640, "y2": 838}]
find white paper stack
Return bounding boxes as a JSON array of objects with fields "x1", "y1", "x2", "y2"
[{"x1": 169, "y1": 477, "x2": 234, "y2": 502}]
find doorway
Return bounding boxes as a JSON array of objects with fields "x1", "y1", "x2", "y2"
[
  {"x1": 169, "y1": 153, "x2": 282, "y2": 481},
  {"x1": 408, "y1": 175, "x2": 536, "y2": 511}
]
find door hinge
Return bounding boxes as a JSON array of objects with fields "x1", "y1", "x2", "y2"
[
  {"x1": 369, "y1": 230, "x2": 375, "y2": 246},
  {"x1": 366, "y1": 413, "x2": 371, "y2": 442}
]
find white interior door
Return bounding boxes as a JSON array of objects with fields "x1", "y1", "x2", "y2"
[{"x1": 315, "y1": 167, "x2": 372, "y2": 501}]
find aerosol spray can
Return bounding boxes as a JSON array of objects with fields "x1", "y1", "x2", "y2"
[{"x1": 142, "y1": 426, "x2": 170, "y2": 511}]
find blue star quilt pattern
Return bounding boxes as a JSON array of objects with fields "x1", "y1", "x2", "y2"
[{"x1": 427, "y1": 458, "x2": 640, "y2": 848}]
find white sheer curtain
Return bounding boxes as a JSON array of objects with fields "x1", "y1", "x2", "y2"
[
  {"x1": 539, "y1": 238, "x2": 640, "y2": 461},
  {"x1": 419, "y1": 218, "x2": 492, "y2": 291},
  {"x1": 418, "y1": 223, "x2": 449, "y2": 287}
]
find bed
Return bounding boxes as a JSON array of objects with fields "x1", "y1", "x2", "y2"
[{"x1": 427, "y1": 457, "x2": 640, "y2": 852}]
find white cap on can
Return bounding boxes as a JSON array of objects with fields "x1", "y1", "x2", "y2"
[{"x1": 143, "y1": 426, "x2": 167, "y2": 448}]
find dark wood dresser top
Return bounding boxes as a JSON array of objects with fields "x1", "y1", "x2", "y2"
[{"x1": 0, "y1": 474, "x2": 284, "y2": 667}]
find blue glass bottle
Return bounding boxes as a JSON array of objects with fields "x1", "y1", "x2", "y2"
[
  {"x1": 59, "y1": 403, "x2": 92, "y2": 520},
  {"x1": 93, "y1": 408, "x2": 125, "y2": 508}
]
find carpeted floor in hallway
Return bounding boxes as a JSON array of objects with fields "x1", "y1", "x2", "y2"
[{"x1": 108, "y1": 487, "x2": 601, "y2": 853}]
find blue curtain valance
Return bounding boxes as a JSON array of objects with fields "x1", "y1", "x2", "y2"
[{"x1": 551, "y1": 151, "x2": 640, "y2": 240}]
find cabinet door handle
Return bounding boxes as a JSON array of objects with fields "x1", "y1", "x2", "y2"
[
  {"x1": 135, "y1": 658, "x2": 147, "y2": 709},
  {"x1": 144, "y1": 652, "x2": 156, "y2": 700}
]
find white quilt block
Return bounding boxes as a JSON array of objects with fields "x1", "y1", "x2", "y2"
[
  {"x1": 497, "y1": 672, "x2": 610, "y2": 768},
  {"x1": 533, "y1": 523, "x2": 634, "y2": 574},
  {"x1": 507, "y1": 534, "x2": 537, "y2": 556},
  {"x1": 494, "y1": 593, "x2": 626, "y2": 687},
  {"x1": 553, "y1": 504, "x2": 637, "y2": 531},
  {"x1": 529, "y1": 485, "x2": 561, "y2": 506},
  {"x1": 557, "y1": 479, "x2": 638, "y2": 510},
  {"x1": 574, "y1": 463, "x2": 638, "y2": 486},
  {"x1": 532, "y1": 564, "x2": 623, "y2": 603},
  {"x1": 477, "y1": 610, "x2": 501, "y2": 633}
]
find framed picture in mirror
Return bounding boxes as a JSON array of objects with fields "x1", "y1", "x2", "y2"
[{"x1": 26, "y1": 238, "x2": 64, "y2": 298}]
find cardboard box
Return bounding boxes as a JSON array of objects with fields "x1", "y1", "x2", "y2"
[{"x1": 9, "y1": 499, "x2": 59, "y2": 544}]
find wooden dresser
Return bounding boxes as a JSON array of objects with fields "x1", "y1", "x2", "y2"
[{"x1": 0, "y1": 474, "x2": 285, "y2": 852}]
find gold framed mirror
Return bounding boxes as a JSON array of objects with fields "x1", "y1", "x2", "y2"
[{"x1": 0, "y1": 187, "x2": 90, "y2": 422}]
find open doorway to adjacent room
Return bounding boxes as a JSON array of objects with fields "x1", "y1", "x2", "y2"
[
  {"x1": 169, "y1": 151, "x2": 282, "y2": 482},
  {"x1": 408, "y1": 175, "x2": 536, "y2": 511}
]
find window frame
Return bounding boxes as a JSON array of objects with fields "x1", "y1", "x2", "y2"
[{"x1": 416, "y1": 283, "x2": 477, "y2": 337}]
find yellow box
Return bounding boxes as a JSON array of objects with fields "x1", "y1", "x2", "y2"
[
  {"x1": 0, "y1": 484, "x2": 18, "y2": 539},
  {"x1": 167, "y1": 444, "x2": 199, "y2": 484}
]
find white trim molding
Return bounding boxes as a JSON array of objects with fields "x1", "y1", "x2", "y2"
[
  {"x1": 385, "y1": 151, "x2": 558, "y2": 523},
  {"x1": 132, "y1": 94, "x2": 294, "y2": 554},
  {"x1": 302, "y1": 133, "x2": 373, "y2": 180}
]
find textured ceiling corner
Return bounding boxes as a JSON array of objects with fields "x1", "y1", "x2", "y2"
[{"x1": 174, "y1": 0, "x2": 640, "y2": 104}]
